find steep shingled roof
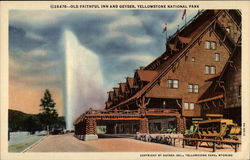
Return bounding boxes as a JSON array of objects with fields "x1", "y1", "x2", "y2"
[
  {"x1": 136, "y1": 70, "x2": 158, "y2": 82},
  {"x1": 109, "y1": 10, "x2": 236, "y2": 110},
  {"x1": 119, "y1": 83, "x2": 126, "y2": 93},
  {"x1": 108, "y1": 91, "x2": 114, "y2": 100},
  {"x1": 126, "y1": 77, "x2": 135, "y2": 88},
  {"x1": 178, "y1": 36, "x2": 192, "y2": 44},
  {"x1": 105, "y1": 101, "x2": 113, "y2": 107},
  {"x1": 113, "y1": 88, "x2": 119, "y2": 96}
]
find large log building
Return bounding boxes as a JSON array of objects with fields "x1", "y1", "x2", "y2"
[{"x1": 74, "y1": 10, "x2": 241, "y2": 140}]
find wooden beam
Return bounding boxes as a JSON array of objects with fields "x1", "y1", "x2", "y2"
[
  {"x1": 176, "y1": 99, "x2": 182, "y2": 108},
  {"x1": 229, "y1": 61, "x2": 238, "y2": 72},
  {"x1": 197, "y1": 94, "x2": 224, "y2": 103}
]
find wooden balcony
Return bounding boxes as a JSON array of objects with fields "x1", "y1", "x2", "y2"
[
  {"x1": 74, "y1": 108, "x2": 181, "y2": 125},
  {"x1": 146, "y1": 108, "x2": 180, "y2": 116}
]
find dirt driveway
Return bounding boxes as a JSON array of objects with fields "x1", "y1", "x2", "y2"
[
  {"x1": 27, "y1": 133, "x2": 238, "y2": 152},
  {"x1": 27, "y1": 133, "x2": 196, "y2": 152}
]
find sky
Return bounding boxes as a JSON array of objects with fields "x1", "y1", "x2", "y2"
[{"x1": 9, "y1": 9, "x2": 198, "y2": 116}]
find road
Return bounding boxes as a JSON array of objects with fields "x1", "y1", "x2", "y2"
[{"x1": 27, "y1": 133, "x2": 198, "y2": 152}]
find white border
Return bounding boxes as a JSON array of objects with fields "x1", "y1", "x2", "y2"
[{"x1": 0, "y1": 1, "x2": 249, "y2": 160}]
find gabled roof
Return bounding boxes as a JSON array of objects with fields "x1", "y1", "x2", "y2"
[
  {"x1": 106, "y1": 101, "x2": 113, "y2": 107},
  {"x1": 109, "y1": 10, "x2": 238, "y2": 110},
  {"x1": 178, "y1": 36, "x2": 192, "y2": 44},
  {"x1": 126, "y1": 77, "x2": 135, "y2": 88},
  {"x1": 168, "y1": 44, "x2": 178, "y2": 51},
  {"x1": 197, "y1": 40, "x2": 241, "y2": 103},
  {"x1": 144, "y1": 10, "x2": 240, "y2": 72},
  {"x1": 119, "y1": 83, "x2": 126, "y2": 93},
  {"x1": 136, "y1": 70, "x2": 158, "y2": 82},
  {"x1": 113, "y1": 88, "x2": 119, "y2": 97},
  {"x1": 108, "y1": 91, "x2": 114, "y2": 100}
]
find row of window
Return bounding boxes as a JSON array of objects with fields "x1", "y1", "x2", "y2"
[
  {"x1": 167, "y1": 80, "x2": 199, "y2": 93},
  {"x1": 184, "y1": 102, "x2": 195, "y2": 110},
  {"x1": 168, "y1": 40, "x2": 228, "y2": 111},
  {"x1": 167, "y1": 79, "x2": 179, "y2": 88},
  {"x1": 191, "y1": 53, "x2": 220, "y2": 62},
  {"x1": 205, "y1": 65, "x2": 216, "y2": 74},
  {"x1": 188, "y1": 84, "x2": 199, "y2": 93},
  {"x1": 205, "y1": 41, "x2": 216, "y2": 50}
]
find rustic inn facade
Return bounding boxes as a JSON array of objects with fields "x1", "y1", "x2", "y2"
[{"x1": 74, "y1": 10, "x2": 241, "y2": 140}]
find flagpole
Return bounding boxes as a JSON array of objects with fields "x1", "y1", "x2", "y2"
[
  {"x1": 185, "y1": 13, "x2": 187, "y2": 26},
  {"x1": 162, "y1": 23, "x2": 168, "y2": 48},
  {"x1": 166, "y1": 28, "x2": 168, "y2": 45},
  {"x1": 182, "y1": 9, "x2": 187, "y2": 26}
]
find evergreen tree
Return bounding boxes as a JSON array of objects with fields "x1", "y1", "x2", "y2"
[{"x1": 39, "y1": 89, "x2": 58, "y2": 133}]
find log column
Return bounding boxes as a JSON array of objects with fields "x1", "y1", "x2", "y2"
[
  {"x1": 139, "y1": 118, "x2": 149, "y2": 133},
  {"x1": 86, "y1": 118, "x2": 97, "y2": 135},
  {"x1": 176, "y1": 116, "x2": 186, "y2": 134},
  {"x1": 176, "y1": 116, "x2": 181, "y2": 133},
  {"x1": 181, "y1": 117, "x2": 186, "y2": 134}
]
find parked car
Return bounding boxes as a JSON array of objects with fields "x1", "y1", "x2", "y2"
[{"x1": 51, "y1": 128, "x2": 64, "y2": 135}]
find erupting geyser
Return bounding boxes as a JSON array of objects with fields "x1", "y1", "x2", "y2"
[{"x1": 64, "y1": 30, "x2": 105, "y2": 130}]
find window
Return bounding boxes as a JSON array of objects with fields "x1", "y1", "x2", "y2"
[
  {"x1": 205, "y1": 41, "x2": 217, "y2": 50},
  {"x1": 205, "y1": 65, "x2": 210, "y2": 74},
  {"x1": 205, "y1": 41, "x2": 210, "y2": 49},
  {"x1": 215, "y1": 53, "x2": 220, "y2": 62},
  {"x1": 163, "y1": 101, "x2": 166, "y2": 108},
  {"x1": 184, "y1": 103, "x2": 189, "y2": 110},
  {"x1": 189, "y1": 103, "x2": 195, "y2": 110},
  {"x1": 173, "y1": 80, "x2": 179, "y2": 88},
  {"x1": 155, "y1": 123, "x2": 162, "y2": 131},
  {"x1": 205, "y1": 65, "x2": 216, "y2": 75},
  {"x1": 188, "y1": 84, "x2": 199, "y2": 93},
  {"x1": 184, "y1": 102, "x2": 195, "y2": 110},
  {"x1": 191, "y1": 57, "x2": 195, "y2": 62},
  {"x1": 167, "y1": 79, "x2": 179, "y2": 88},
  {"x1": 188, "y1": 85, "x2": 193, "y2": 93},
  {"x1": 167, "y1": 80, "x2": 173, "y2": 88},
  {"x1": 194, "y1": 85, "x2": 199, "y2": 93},
  {"x1": 211, "y1": 42, "x2": 216, "y2": 50},
  {"x1": 210, "y1": 66, "x2": 216, "y2": 74}
]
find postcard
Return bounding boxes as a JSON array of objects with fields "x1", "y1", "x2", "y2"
[{"x1": 0, "y1": 1, "x2": 249, "y2": 160}]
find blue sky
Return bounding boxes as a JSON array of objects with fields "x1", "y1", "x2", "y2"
[{"x1": 9, "y1": 10, "x2": 198, "y2": 115}]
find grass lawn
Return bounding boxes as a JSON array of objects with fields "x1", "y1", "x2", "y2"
[{"x1": 9, "y1": 133, "x2": 45, "y2": 152}]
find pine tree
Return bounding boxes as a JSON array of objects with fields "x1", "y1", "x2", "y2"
[{"x1": 39, "y1": 89, "x2": 58, "y2": 134}]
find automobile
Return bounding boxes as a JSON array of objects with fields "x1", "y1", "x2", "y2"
[{"x1": 51, "y1": 128, "x2": 64, "y2": 135}]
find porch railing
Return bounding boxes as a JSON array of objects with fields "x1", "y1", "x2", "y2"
[{"x1": 146, "y1": 108, "x2": 179, "y2": 114}]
